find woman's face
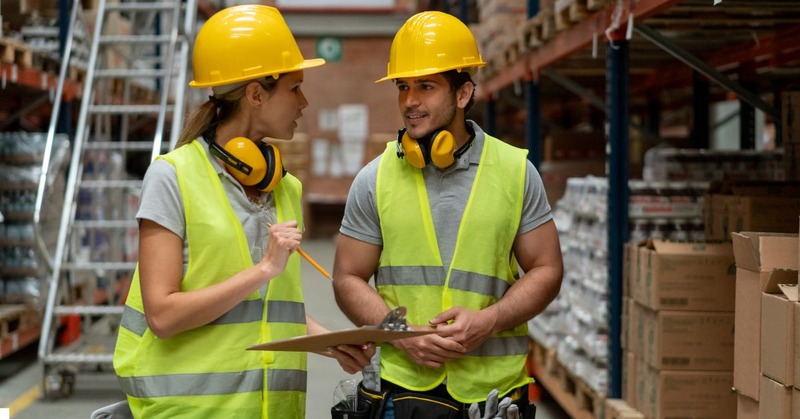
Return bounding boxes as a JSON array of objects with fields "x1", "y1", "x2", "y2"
[{"x1": 258, "y1": 70, "x2": 308, "y2": 140}]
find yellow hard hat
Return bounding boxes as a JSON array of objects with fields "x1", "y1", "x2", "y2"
[
  {"x1": 376, "y1": 11, "x2": 486, "y2": 83},
  {"x1": 189, "y1": 5, "x2": 325, "y2": 88}
]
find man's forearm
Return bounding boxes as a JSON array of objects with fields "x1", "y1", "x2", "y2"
[
  {"x1": 333, "y1": 274, "x2": 391, "y2": 327},
  {"x1": 484, "y1": 265, "x2": 562, "y2": 333}
]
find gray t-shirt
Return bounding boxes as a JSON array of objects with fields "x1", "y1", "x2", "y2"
[
  {"x1": 340, "y1": 121, "x2": 552, "y2": 270},
  {"x1": 135, "y1": 140, "x2": 278, "y2": 275}
]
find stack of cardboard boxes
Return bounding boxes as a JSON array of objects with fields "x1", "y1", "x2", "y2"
[
  {"x1": 731, "y1": 231, "x2": 799, "y2": 419},
  {"x1": 623, "y1": 240, "x2": 737, "y2": 418}
]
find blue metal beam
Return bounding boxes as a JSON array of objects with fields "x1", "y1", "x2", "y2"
[
  {"x1": 606, "y1": 38, "x2": 629, "y2": 400},
  {"x1": 526, "y1": 1, "x2": 540, "y2": 169},
  {"x1": 484, "y1": 97, "x2": 496, "y2": 137}
]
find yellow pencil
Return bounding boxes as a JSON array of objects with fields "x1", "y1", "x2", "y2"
[
  {"x1": 266, "y1": 223, "x2": 332, "y2": 281},
  {"x1": 296, "y1": 247, "x2": 333, "y2": 281}
]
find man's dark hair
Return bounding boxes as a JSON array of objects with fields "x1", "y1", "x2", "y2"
[{"x1": 441, "y1": 70, "x2": 476, "y2": 114}]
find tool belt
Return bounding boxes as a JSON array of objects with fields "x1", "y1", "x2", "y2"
[
  {"x1": 330, "y1": 381, "x2": 390, "y2": 419},
  {"x1": 331, "y1": 380, "x2": 536, "y2": 419}
]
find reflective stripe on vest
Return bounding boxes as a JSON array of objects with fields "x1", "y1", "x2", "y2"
[
  {"x1": 113, "y1": 140, "x2": 308, "y2": 419},
  {"x1": 119, "y1": 299, "x2": 307, "y2": 337},
  {"x1": 118, "y1": 368, "x2": 307, "y2": 399},
  {"x1": 375, "y1": 134, "x2": 530, "y2": 402}
]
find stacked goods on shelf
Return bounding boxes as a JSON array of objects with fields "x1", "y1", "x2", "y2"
[
  {"x1": 0, "y1": 132, "x2": 68, "y2": 358},
  {"x1": 472, "y1": 0, "x2": 526, "y2": 75},
  {"x1": 0, "y1": 132, "x2": 68, "y2": 306},
  {"x1": 643, "y1": 147, "x2": 784, "y2": 183},
  {"x1": 628, "y1": 180, "x2": 707, "y2": 243},
  {"x1": 539, "y1": 132, "x2": 607, "y2": 206},
  {"x1": 624, "y1": 238, "x2": 736, "y2": 419},
  {"x1": 730, "y1": 232, "x2": 798, "y2": 419},
  {"x1": 543, "y1": 176, "x2": 711, "y2": 393},
  {"x1": 20, "y1": 14, "x2": 89, "y2": 76},
  {"x1": 548, "y1": 176, "x2": 610, "y2": 397}
]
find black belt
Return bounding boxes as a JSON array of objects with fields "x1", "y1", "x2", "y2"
[{"x1": 379, "y1": 379, "x2": 531, "y2": 414}]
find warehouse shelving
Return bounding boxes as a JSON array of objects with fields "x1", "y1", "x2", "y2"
[{"x1": 438, "y1": 0, "x2": 800, "y2": 414}]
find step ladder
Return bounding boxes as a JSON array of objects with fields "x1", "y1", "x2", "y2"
[{"x1": 35, "y1": 0, "x2": 197, "y2": 399}]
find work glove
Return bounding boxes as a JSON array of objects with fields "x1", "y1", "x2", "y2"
[
  {"x1": 506, "y1": 404, "x2": 520, "y2": 419},
  {"x1": 468, "y1": 389, "x2": 518, "y2": 419}
]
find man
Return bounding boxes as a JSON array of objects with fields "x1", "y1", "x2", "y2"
[{"x1": 332, "y1": 10, "x2": 563, "y2": 419}]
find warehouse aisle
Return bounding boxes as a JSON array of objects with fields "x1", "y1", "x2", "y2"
[{"x1": 1, "y1": 238, "x2": 568, "y2": 419}]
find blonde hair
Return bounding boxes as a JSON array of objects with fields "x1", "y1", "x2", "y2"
[{"x1": 175, "y1": 76, "x2": 281, "y2": 148}]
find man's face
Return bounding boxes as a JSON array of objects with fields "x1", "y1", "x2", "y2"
[{"x1": 395, "y1": 74, "x2": 457, "y2": 139}]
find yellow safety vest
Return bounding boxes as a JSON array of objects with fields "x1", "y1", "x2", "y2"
[
  {"x1": 376, "y1": 134, "x2": 531, "y2": 403},
  {"x1": 113, "y1": 140, "x2": 307, "y2": 418}
]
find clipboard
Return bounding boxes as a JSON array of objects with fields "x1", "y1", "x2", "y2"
[
  {"x1": 247, "y1": 306, "x2": 437, "y2": 353},
  {"x1": 247, "y1": 327, "x2": 436, "y2": 353}
]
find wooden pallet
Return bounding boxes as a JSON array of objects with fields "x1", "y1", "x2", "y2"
[
  {"x1": 554, "y1": 362, "x2": 605, "y2": 419},
  {"x1": 555, "y1": 0, "x2": 589, "y2": 32},
  {"x1": 587, "y1": 0, "x2": 605, "y2": 11},
  {"x1": 530, "y1": 338, "x2": 606, "y2": 419},
  {"x1": 0, "y1": 304, "x2": 39, "y2": 339},
  {"x1": 529, "y1": 338, "x2": 558, "y2": 376},
  {"x1": 519, "y1": 16, "x2": 544, "y2": 53},
  {"x1": 0, "y1": 38, "x2": 33, "y2": 67},
  {"x1": 539, "y1": 8, "x2": 558, "y2": 42}
]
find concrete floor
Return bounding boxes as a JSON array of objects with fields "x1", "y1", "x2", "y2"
[{"x1": 1, "y1": 238, "x2": 569, "y2": 419}]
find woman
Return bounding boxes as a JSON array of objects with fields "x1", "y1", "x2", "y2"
[{"x1": 113, "y1": 5, "x2": 373, "y2": 418}]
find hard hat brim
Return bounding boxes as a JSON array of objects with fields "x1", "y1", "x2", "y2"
[
  {"x1": 190, "y1": 58, "x2": 326, "y2": 88},
  {"x1": 375, "y1": 61, "x2": 486, "y2": 83}
]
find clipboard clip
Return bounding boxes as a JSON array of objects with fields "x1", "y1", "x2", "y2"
[{"x1": 377, "y1": 306, "x2": 411, "y2": 331}]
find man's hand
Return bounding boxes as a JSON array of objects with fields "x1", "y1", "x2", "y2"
[
  {"x1": 326, "y1": 343, "x2": 377, "y2": 374},
  {"x1": 392, "y1": 332, "x2": 467, "y2": 368},
  {"x1": 429, "y1": 306, "x2": 497, "y2": 352}
]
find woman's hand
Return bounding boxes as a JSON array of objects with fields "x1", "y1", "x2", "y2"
[
  {"x1": 258, "y1": 220, "x2": 302, "y2": 279},
  {"x1": 326, "y1": 343, "x2": 377, "y2": 374}
]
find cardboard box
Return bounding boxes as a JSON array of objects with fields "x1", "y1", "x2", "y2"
[
  {"x1": 639, "y1": 304, "x2": 734, "y2": 371},
  {"x1": 623, "y1": 350, "x2": 637, "y2": 409},
  {"x1": 623, "y1": 297, "x2": 639, "y2": 354},
  {"x1": 792, "y1": 388, "x2": 800, "y2": 419},
  {"x1": 638, "y1": 367, "x2": 736, "y2": 419},
  {"x1": 737, "y1": 392, "x2": 759, "y2": 419},
  {"x1": 635, "y1": 240, "x2": 735, "y2": 312},
  {"x1": 623, "y1": 242, "x2": 636, "y2": 298},
  {"x1": 734, "y1": 196, "x2": 800, "y2": 236},
  {"x1": 705, "y1": 182, "x2": 800, "y2": 241},
  {"x1": 604, "y1": 398, "x2": 645, "y2": 419},
  {"x1": 731, "y1": 232, "x2": 799, "y2": 399},
  {"x1": 759, "y1": 375, "x2": 792, "y2": 419},
  {"x1": 761, "y1": 286, "x2": 797, "y2": 386},
  {"x1": 796, "y1": 302, "x2": 800, "y2": 389},
  {"x1": 634, "y1": 355, "x2": 650, "y2": 416}
]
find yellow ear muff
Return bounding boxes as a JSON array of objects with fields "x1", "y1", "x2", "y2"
[
  {"x1": 223, "y1": 137, "x2": 267, "y2": 186},
  {"x1": 429, "y1": 130, "x2": 455, "y2": 168},
  {"x1": 397, "y1": 128, "x2": 457, "y2": 169},
  {"x1": 400, "y1": 132, "x2": 427, "y2": 169}
]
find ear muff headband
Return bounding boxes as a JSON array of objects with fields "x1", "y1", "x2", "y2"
[
  {"x1": 396, "y1": 127, "x2": 456, "y2": 169},
  {"x1": 254, "y1": 143, "x2": 284, "y2": 192},
  {"x1": 208, "y1": 137, "x2": 285, "y2": 192}
]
